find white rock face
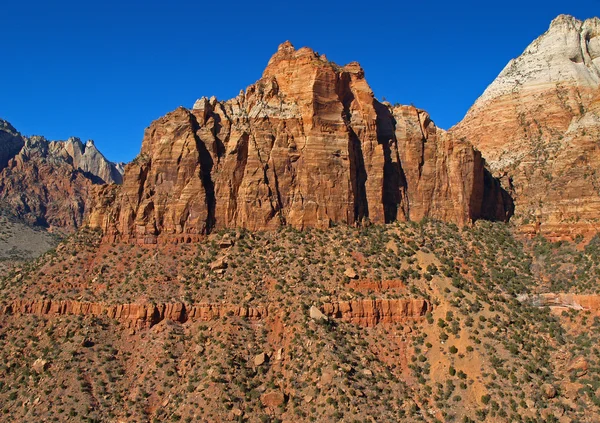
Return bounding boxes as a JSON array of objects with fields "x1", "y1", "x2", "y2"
[
  {"x1": 452, "y1": 14, "x2": 600, "y2": 238},
  {"x1": 48, "y1": 137, "x2": 124, "y2": 184},
  {"x1": 309, "y1": 306, "x2": 327, "y2": 321},
  {"x1": 467, "y1": 15, "x2": 600, "y2": 115}
]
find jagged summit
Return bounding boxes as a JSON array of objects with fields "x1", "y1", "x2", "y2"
[
  {"x1": 88, "y1": 42, "x2": 512, "y2": 243},
  {"x1": 264, "y1": 41, "x2": 364, "y2": 77},
  {"x1": 0, "y1": 119, "x2": 25, "y2": 170}
]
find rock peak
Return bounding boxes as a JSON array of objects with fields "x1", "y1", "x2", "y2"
[
  {"x1": 549, "y1": 14, "x2": 582, "y2": 30},
  {"x1": 277, "y1": 40, "x2": 295, "y2": 52},
  {"x1": 264, "y1": 42, "x2": 328, "y2": 77},
  {"x1": 87, "y1": 41, "x2": 512, "y2": 242}
]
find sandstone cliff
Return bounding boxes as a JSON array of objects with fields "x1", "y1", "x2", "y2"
[
  {"x1": 1, "y1": 299, "x2": 269, "y2": 329},
  {"x1": 0, "y1": 298, "x2": 431, "y2": 329},
  {"x1": 321, "y1": 298, "x2": 431, "y2": 327},
  {"x1": 0, "y1": 120, "x2": 123, "y2": 230},
  {"x1": 88, "y1": 42, "x2": 511, "y2": 243},
  {"x1": 453, "y1": 15, "x2": 600, "y2": 239}
]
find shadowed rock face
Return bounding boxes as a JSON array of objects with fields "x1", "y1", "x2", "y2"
[
  {"x1": 88, "y1": 42, "x2": 512, "y2": 243},
  {"x1": 0, "y1": 121, "x2": 123, "y2": 231},
  {"x1": 0, "y1": 120, "x2": 24, "y2": 170},
  {"x1": 453, "y1": 15, "x2": 600, "y2": 239}
]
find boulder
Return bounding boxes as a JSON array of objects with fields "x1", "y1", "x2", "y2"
[
  {"x1": 254, "y1": 352, "x2": 268, "y2": 366},
  {"x1": 568, "y1": 356, "x2": 588, "y2": 378},
  {"x1": 261, "y1": 390, "x2": 286, "y2": 408},
  {"x1": 31, "y1": 358, "x2": 49, "y2": 373},
  {"x1": 542, "y1": 383, "x2": 557, "y2": 399},
  {"x1": 309, "y1": 306, "x2": 327, "y2": 321},
  {"x1": 209, "y1": 258, "x2": 228, "y2": 271},
  {"x1": 344, "y1": 268, "x2": 359, "y2": 279}
]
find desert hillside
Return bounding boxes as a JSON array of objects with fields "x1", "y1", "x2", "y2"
[{"x1": 1, "y1": 13, "x2": 600, "y2": 423}]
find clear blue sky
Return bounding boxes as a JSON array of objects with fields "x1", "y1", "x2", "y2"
[{"x1": 2, "y1": 1, "x2": 598, "y2": 163}]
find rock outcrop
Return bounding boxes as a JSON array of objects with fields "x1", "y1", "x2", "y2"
[
  {"x1": 0, "y1": 297, "x2": 431, "y2": 328},
  {"x1": 521, "y1": 293, "x2": 600, "y2": 314},
  {"x1": 88, "y1": 42, "x2": 511, "y2": 243},
  {"x1": 58, "y1": 138, "x2": 124, "y2": 185},
  {"x1": 1, "y1": 299, "x2": 269, "y2": 329},
  {"x1": 0, "y1": 119, "x2": 24, "y2": 170},
  {"x1": 453, "y1": 15, "x2": 600, "y2": 239},
  {"x1": 0, "y1": 121, "x2": 123, "y2": 231},
  {"x1": 321, "y1": 298, "x2": 431, "y2": 327}
]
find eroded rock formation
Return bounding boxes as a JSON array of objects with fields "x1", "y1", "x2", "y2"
[
  {"x1": 0, "y1": 298, "x2": 432, "y2": 328},
  {"x1": 88, "y1": 42, "x2": 511, "y2": 243},
  {"x1": 453, "y1": 15, "x2": 600, "y2": 239},
  {"x1": 1, "y1": 299, "x2": 269, "y2": 329},
  {"x1": 0, "y1": 121, "x2": 123, "y2": 230},
  {"x1": 321, "y1": 298, "x2": 431, "y2": 327}
]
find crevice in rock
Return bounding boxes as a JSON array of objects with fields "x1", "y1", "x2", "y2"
[
  {"x1": 338, "y1": 73, "x2": 369, "y2": 223},
  {"x1": 228, "y1": 132, "x2": 249, "y2": 225},
  {"x1": 209, "y1": 112, "x2": 227, "y2": 160},
  {"x1": 479, "y1": 169, "x2": 515, "y2": 222},
  {"x1": 189, "y1": 113, "x2": 216, "y2": 234},
  {"x1": 374, "y1": 101, "x2": 408, "y2": 223}
]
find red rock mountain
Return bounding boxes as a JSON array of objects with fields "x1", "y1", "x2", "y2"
[
  {"x1": 0, "y1": 120, "x2": 123, "y2": 231},
  {"x1": 88, "y1": 42, "x2": 511, "y2": 243},
  {"x1": 453, "y1": 15, "x2": 600, "y2": 239}
]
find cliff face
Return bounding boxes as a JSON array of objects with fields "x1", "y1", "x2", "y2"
[
  {"x1": 321, "y1": 298, "x2": 431, "y2": 327},
  {"x1": 0, "y1": 121, "x2": 123, "y2": 230},
  {"x1": 452, "y1": 15, "x2": 600, "y2": 239},
  {"x1": 0, "y1": 298, "x2": 431, "y2": 329},
  {"x1": 88, "y1": 42, "x2": 511, "y2": 243},
  {"x1": 1, "y1": 299, "x2": 269, "y2": 329}
]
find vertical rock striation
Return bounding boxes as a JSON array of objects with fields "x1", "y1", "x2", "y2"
[{"x1": 88, "y1": 42, "x2": 512, "y2": 242}]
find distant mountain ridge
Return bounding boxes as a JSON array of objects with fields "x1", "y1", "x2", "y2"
[{"x1": 0, "y1": 118, "x2": 123, "y2": 231}]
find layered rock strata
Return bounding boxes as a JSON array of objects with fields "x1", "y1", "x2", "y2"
[
  {"x1": 0, "y1": 298, "x2": 431, "y2": 328},
  {"x1": 88, "y1": 42, "x2": 511, "y2": 243},
  {"x1": 321, "y1": 298, "x2": 431, "y2": 327},
  {"x1": 453, "y1": 15, "x2": 600, "y2": 238},
  {"x1": 1, "y1": 299, "x2": 269, "y2": 329}
]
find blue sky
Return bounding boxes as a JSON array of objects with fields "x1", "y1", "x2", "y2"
[{"x1": 1, "y1": 1, "x2": 598, "y2": 163}]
